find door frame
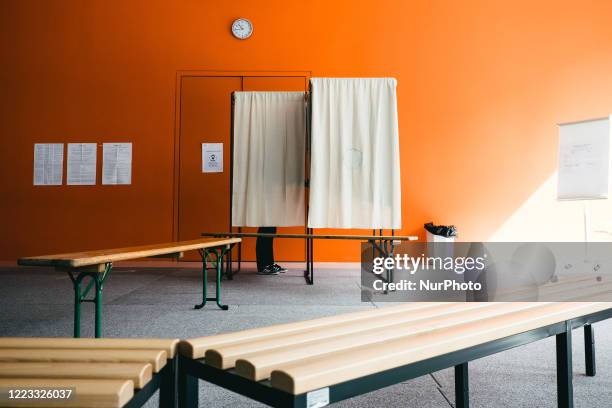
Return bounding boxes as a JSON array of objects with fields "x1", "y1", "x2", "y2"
[{"x1": 172, "y1": 70, "x2": 312, "y2": 241}]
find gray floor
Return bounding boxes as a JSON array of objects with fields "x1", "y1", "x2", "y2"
[{"x1": 1, "y1": 264, "x2": 611, "y2": 407}]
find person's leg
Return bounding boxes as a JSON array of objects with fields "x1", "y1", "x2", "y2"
[
  {"x1": 256, "y1": 227, "x2": 276, "y2": 272},
  {"x1": 266, "y1": 227, "x2": 287, "y2": 273},
  {"x1": 268, "y1": 227, "x2": 277, "y2": 265}
]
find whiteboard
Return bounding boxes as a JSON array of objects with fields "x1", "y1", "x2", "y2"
[{"x1": 558, "y1": 116, "x2": 611, "y2": 200}]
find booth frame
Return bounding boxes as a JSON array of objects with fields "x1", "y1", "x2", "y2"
[{"x1": 224, "y1": 81, "x2": 399, "y2": 284}]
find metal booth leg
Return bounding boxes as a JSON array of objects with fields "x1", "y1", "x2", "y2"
[
  {"x1": 584, "y1": 324, "x2": 596, "y2": 377},
  {"x1": 237, "y1": 241, "x2": 242, "y2": 274},
  {"x1": 195, "y1": 248, "x2": 229, "y2": 310},
  {"x1": 303, "y1": 235, "x2": 314, "y2": 285},
  {"x1": 387, "y1": 239, "x2": 395, "y2": 284},
  {"x1": 455, "y1": 362, "x2": 469, "y2": 408},
  {"x1": 303, "y1": 235, "x2": 310, "y2": 284},
  {"x1": 556, "y1": 322, "x2": 574, "y2": 408},
  {"x1": 310, "y1": 236, "x2": 314, "y2": 284},
  {"x1": 68, "y1": 262, "x2": 112, "y2": 338}
]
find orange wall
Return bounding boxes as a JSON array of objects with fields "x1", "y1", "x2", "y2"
[{"x1": 2, "y1": 0, "x2": 612, "y2": 261}]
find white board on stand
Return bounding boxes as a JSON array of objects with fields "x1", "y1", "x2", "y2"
[{"x1": 558, "y1": 116, "x2": 611, "y2": 200}]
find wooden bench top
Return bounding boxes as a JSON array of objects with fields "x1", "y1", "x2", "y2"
[
  {"x1": 17, "y1": 237, "x2": 241, "y2": 268},
  {"x1": 205, "y1": 303, "x2": 489, "y2": 370},
  {"x1": 0, "y1": 378, "x2": 133, "y2": 408},
  {"x1": 180, "y1": 302, "x2": 611, "y2": 395},
  {"x1": 0, "y1": 348, "x2": 167, "y2": 373},
  {"x1": 0, "y1": 338, "x2": 177, "y2": 407},
  {"x1": 0, "y1": 361, "x2": 152, "y2": 389},
  {"x1": 0, "y1": 337, "x2": 179, "y2": 358},
  {"x1": 179, "y1": 303, "x2": 437, "y2": 359},
  {"x1": 202, "y1": 232, "x2": 418, "y2": 241}
]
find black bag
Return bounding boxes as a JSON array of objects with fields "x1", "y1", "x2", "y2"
[{"x1": 424, "y1": 222, "x2": 457, "y2": 238}]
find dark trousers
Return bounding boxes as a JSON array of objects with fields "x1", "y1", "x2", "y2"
[{"x1": 256, "y1": 227, "x2": 277, "y2": 272}]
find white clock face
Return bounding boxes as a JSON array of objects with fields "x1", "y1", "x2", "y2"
[{"x1": 232, "y1": 18, "x2": 253, "y2": 40}]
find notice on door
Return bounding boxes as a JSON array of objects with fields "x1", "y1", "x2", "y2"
[{"x1": 202, "y1": 143, "x2": 223, "y2": 173}]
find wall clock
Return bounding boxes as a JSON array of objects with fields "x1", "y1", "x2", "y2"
[{"x1": 232, "y1": 18, "x2": 253, "y2": 40}]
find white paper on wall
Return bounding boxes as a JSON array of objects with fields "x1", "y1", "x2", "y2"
[
  {"x1": 102, "y1": 143, "x2": 132, "y2": 185},
  {"x1": 202, "y1": 143, "x2": 223, "y2": 173},
  {"x1": 67, "y1": 143, "x2": 97, "y2": 185},
  {"x1": 558, "y1": 117, "x2": 611, "y2": 200},
  {"x1": 33, "y1": 143, "x2": 64, "y2": 186}
]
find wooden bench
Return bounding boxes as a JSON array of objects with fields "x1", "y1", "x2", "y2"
[
  {"x1": 176, "y1": 302, "x2": 612, "y2": 408},
  {"x1": 17, "y1": 238, "x2": 241, "y2": 338},
  {"x1": 0, "y1": 337, "x2": 179, "y2": 408},
  {"x1": 202, "y1": 232, "x2": 418, "y2": 284}
]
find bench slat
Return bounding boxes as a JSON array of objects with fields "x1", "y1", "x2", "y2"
[
  {"x1": 179, "y1": 303, "x2": 446, "y2": 359},
  {"x1": 234, "y1": 302, "x2": 544, "y2": 381},
  {"x1": 0, "y1": 338, "x2": 179, "y2": 358},
  {"x1": 207, "y1": 302, "x2": 492, "y2": 369},
  {"x1": 0, "y1": 349, "x2": 167, "y2": 373},
  {"x1": 17, "y1": 237, "x2": 241, "y2": 268},
  {"x1": 0, "y1": 362, "x2": 152, "y2": 389},
  {"x1": 270, "y1": 302, "x2": 610, "y2": 394},
  {"x1": 0, "y1": 378, "x2": 133, "y2": 408}
]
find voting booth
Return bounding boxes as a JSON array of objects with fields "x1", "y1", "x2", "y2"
[{"x1": 228, "y1": 78, "x2": 402, "y2": 231}]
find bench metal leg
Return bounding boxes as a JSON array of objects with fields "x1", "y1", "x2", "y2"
[
  {"x1": 195, "y1": 248, "x2": 229, "y2": 310},
  {"x1": 584, "y1": 324, "x2": 596, "y2": 377},
  {"x1": 178, "y1": 366, "x2": 199, "y2": 408},
  {"x1": 556, "y1": 322, "x2": 574, "y2": 408},
  {"x1": 455, "y1": 362, "x2": 469, "y2": 408},
  {"x1": 68, "y1": 263, "x2": 112, "y2": 338},
  {"x1": 94, "y1": 277, "x2": 103, "y2": 338},
  {"x1": 73, "y1": 276, "x2": 81, "y2": 338},
  {"x1": 159, "y1": 356, "x2": 177, "y2": 408}
]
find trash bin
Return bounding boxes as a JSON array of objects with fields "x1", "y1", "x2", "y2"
[
  {"x1": 425, "y1": 222, "x2": 457, "y2": 259},
  {"x1": 425, "y1": 222, "x2": 457, "y2": 243}
]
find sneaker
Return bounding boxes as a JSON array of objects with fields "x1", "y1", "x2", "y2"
[
  {"x1": 257, "y1": 265, "x2": 279, "y2": 275},
  {"x1": 272, "y1": 264, "x2": 287, "y2": 273}
]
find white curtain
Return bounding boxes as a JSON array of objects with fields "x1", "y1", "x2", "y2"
[
  {"x1": 308, "y1": 78, "x2": 401, "y2": 229},
  {"x1": 232, "y1": 92, "x2": 306, "y2": 227}
]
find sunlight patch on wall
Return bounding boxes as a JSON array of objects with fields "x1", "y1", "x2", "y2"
[{"x1": 489, "y1": 171, "x2": 612, "y2": 242}]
